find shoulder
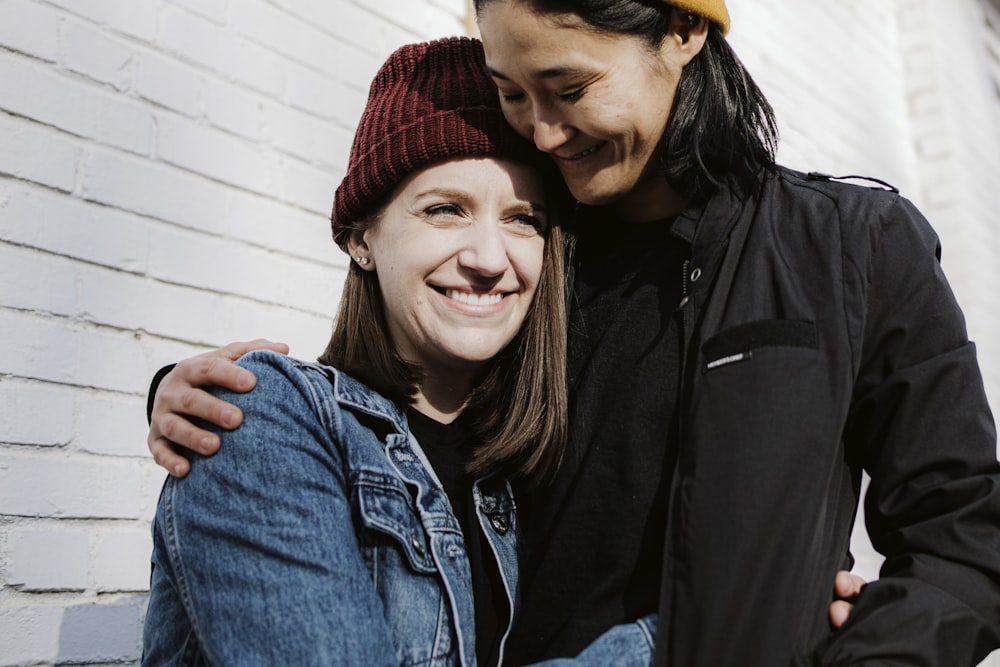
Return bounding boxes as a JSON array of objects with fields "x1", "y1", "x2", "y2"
[
  {"x1": 770, "y1": 167, "x2": 902, "y2": 215},
  {"x1": 764, "y1": 167, "x2": 937, "y2": 253},
  {"x1": 215, "y1": 350, "x2": 332, "y2": 419},
  {"x1": 230, "y1": 350, "x2": 408, "y2": 436},
  {"x1": 234, "y1": 349, "x2": 325, "y2": 392},
  {"x1": 234, "y1": 350, "x2": 375, "y2": 399}
]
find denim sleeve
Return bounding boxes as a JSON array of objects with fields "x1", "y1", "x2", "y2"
[
  {"x1": 143, "y1": 350, "x2": 400, "y2": 666},
  {"x1": 528, "y1": 614, "x2": 656, "y2": 667}
]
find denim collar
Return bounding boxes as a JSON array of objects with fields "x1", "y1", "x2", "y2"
[{"x1": 321, "y1": 365, "x2": 408, "y2": 436}]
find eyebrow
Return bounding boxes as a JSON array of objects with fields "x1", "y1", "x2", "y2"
[{"x1": 486, "y1": 65, "x2": 589, "y2": 81}]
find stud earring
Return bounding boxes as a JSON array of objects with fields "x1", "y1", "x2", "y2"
[{"x1": 355, "y1": 256, "x2": 370, "y2": 266}]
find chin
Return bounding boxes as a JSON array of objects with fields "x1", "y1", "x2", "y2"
[
  {"x1": 570, "y1": 189, "x2": 621, "y2": 208},
  {"x1": 565, "y1": 178, "x2": 628, "y2": 208},
  {"x1": 454, "y1": 340, "x2": 516, "y2": 367}
]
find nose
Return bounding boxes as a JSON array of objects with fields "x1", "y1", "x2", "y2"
[
  {"x1": 532, "y1": 118, "x2": 573, "y2": 153},
  {"x1": 457, "y1": 222, "x2": 510, "y2": 279},
  {"x1": 531, "y1": 108, "x2": 574, "y2": 153},
  {"x1": 510, "y1": 101, "x2": 573, "y2": 154}
]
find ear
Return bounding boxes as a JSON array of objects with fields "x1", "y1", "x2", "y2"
[
  {"x1": 346, "y1": 228, "x2": 376, "y2": 271},
  {"x1": 665, "y1": 11, "x2": 709, "y2": 65}
]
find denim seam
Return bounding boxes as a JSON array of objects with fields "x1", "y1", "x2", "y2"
[{"x1": 161, "y1": 481, "x2": 215, "y2": 665}]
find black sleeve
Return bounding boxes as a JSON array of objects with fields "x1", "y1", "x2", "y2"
[
  {"x1": 146, "y1": 364, "x2": 177, "y2": 425},
  {"x1": 822, "y1": 196, "x2": 1000, "y2": 665}
]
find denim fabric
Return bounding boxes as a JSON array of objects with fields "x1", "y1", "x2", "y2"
[{"x1": 142, "y1": 350, "x2": 654, "y2": 666}]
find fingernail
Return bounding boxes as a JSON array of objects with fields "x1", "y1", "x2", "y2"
[
  {"x1": 220, "y1": 409, "x2": 235, "y2": 427},
  {"x1": 172, "y1": 463, "x2": 183, "y2": 477},
  {"x1": 200, "y1": 435, "x2": 215, "y2": 452},
  {"x1": 236, "y1": 371, "x2": 253, "y2": 389}
]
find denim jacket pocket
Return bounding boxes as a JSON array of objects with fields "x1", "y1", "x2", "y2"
[
  {"x1": 702, "y1": 319, "x2": 817, "y2": 373},
  {"x1": 354, "y1": 470, "x2": 437, "y2": 573}
]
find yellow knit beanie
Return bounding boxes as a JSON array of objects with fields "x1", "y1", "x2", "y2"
[{"x1": 668, "y1": 0, "x2": 730, "y2": 35}]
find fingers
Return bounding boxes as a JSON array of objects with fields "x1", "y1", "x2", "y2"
[
  {"x1": 146, "y1": 340, "x2": 288, "y2": 476},
  {"x1": 183, "y1": 351, "x2": 255, "y2": 394},
  {"x1": 829, "y1": 570, "x2": 868, "y2": 629},
  {"x1": 220, "y1": 338, "x2": 290, "y2": 361},
  {"x1": 158, "y1": 354, "x2": 249, "y2": 425},
  {"x1": 147, "y1": 403, "x2": 226, "y2": 477},
  {"x1": 182, "y1": 339, "x2": 289, "y2": 394},
  {"x1": 834, "y1": 570, "x2": 866, "y2": 600},
  {"x1": 828, "y1": 600, "x2": 853, "y2": 629},
  {"x1": 148, "y1": 435, "x2": 193, "y2": 478},
  {"x1": 158, "y1": 404, "x2": 228, "y2": 450}
]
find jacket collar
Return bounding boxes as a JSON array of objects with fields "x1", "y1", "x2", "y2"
[
  {"x1": 672, "y1": 171, "x2": 763, "y2": 249},
  {"x1": 322, "y1": 365, "x2": 408, "y2": 435}
]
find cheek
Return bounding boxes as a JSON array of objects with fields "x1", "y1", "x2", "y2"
[
  {"x1": 516, "y1": 242, "x2": 546, "y2": 293},
  {"x1": 501, "y1": 106, "x2": 535, "y2": 142}
]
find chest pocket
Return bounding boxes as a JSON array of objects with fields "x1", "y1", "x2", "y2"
[
  {"x1": 354, "y1": 471, "x2": 437, "y2": 574},
  {"x1": 701, "y1": 319, "x2": 817, "y2": 373}
]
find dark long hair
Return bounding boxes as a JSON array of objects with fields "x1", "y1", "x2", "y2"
[
  {"x1": 319, "y1": 169, "x2": 569, "y2": 486},
  {"x1": 474, "y1": 0, "x2": 778, "y2": 202}
]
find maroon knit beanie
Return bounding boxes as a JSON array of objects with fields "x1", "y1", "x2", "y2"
[{"x1": 331, "y1": 36, "x2": 541, "y2": 248}]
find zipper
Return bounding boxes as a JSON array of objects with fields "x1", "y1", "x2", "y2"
[
  {"x1": 677, "y1": 258, "x2": 692, "y2": 388},
  {"x1": 658, "y1": 256, "x2": 694, "y2": 664},
  {"x1": 681, "y1": 259, "x2": 691, "y2": 302}
]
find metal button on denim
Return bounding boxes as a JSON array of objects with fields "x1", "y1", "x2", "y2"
[{"x1": 489, "y1": 513, "x2": 510, "y2": 535}]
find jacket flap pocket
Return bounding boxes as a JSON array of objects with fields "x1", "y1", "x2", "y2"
[
  {"x1": 702, "y1": 319, "x2": 816, "y2": 372},
  {"x1": 355, "y1": 473, "x2": 436, "y2": 573}
]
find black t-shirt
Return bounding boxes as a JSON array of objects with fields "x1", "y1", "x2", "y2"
[
  {"x1": 406, "y1": 407, "x2": 507, "y2": 667},
  {"x1": 506, "y1": 210, "x2": 689, "y2": 663}
]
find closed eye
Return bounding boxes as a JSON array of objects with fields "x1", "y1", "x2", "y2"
[{"x1": 558, "y1": 87, "x2": 585, "y2": 102}]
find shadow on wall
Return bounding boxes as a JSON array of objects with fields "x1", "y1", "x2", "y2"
[{"x1": 57, "y1": 597, "x2": 144, "y2": 664}]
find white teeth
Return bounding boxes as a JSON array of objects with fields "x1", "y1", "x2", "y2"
[
  {"x1": 446, "y1": 290, "x2": 504, "y2": 306},
  {"x1": 568, "y1": 143, "x2": 602, "y2": 160}
]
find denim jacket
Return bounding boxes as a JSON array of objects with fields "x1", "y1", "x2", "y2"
[{"x1": 143, "y1": 351, "x2": 654, "y2": 666}]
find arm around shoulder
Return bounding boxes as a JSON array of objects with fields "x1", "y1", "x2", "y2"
[
  {"x1": 146, "y1": 339, "x2": 289, "y2": 477},
  {"x1": 143, "y1": 350, "x2": 399, "y2": 665}
]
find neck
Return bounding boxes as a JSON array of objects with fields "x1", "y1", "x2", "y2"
[
  {"x1": 411, "y1": 373, "x2": 475, "y2": 425},
  {"x1": 615, "y1": 171, "x2": 686, "y2": 223}
]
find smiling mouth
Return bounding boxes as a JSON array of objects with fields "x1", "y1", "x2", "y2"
[
  {"x1": 444, "y1": 289, "x2": 505, "y2": 306},
  {"x1": 559, "y1": 142, "x2": 605, "y2": 161}
]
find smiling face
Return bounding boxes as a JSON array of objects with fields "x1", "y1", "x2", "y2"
[
  {"x1": 478, "y1": 2, "x2": 702, "y2": 218},
  {"x1": 350, "y1": 157, "x2": 547, "y2": 386}
]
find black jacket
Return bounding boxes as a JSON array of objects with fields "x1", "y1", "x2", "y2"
[{"x1": 655, "y1": 168, "x2": 1000, "y2": 666}]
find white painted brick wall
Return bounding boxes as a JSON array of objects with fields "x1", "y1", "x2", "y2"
[
  {"x1": 7, "y1": 528, "x2": 90, "y2": 591},
  {"x1": 0, "y1": 1, "x2": 466, "y2": 664},
  {"x1": 1, "y1": 1, "x2": 998, "y2": 666}
]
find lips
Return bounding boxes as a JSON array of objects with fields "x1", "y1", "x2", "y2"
[{"x1": 556, "y1": 141, "x2": 606, "y2": 161}]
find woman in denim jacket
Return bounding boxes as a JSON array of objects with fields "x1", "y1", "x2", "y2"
[{"x1": 141, "y1": 37, "x2": 655, "y2": 666}]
